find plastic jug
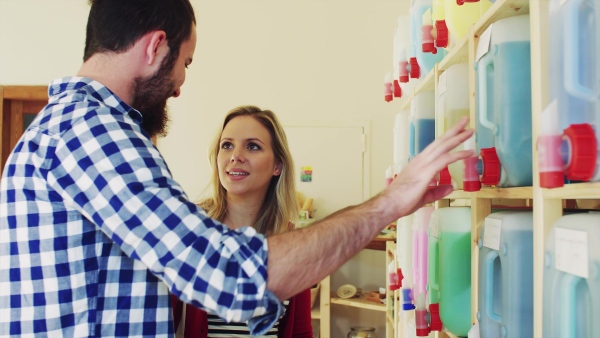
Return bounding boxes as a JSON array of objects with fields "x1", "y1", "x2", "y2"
[
  {"x1": 426, "y1": 209, "x2": 444, "y2": 333},
  {"x1": 412, "y1": 206, "x2": 434, "y2": 336},
  {"x1": 398, "y1": 214, "x2": 415, "y2": 311},
  {"x1": 538, "y1": 0, "x2": 600, "y2": 188},
  {"x1": 436, "y1": 63, "x2": 470, "y2": 189},
  {"x1": 412, "y1": 90, "x2": 436, "y2": 156},
  {"x1": 438, "y1": 207, "x2": 471, "y2": 337},
  {"x1": 477, "y1": 211, "x2": 534, "y2": 338},
  {"x1": 543, "y1": 212, "x2": 600, "y2": 337},
  {"x1": 444, "y1": 0, "x2": 492, "y2": 42},
  {"x1": 394, "y1": 110, "x2": 411, "y2": 169},
  {"x1": 475, "y1": 15, "x2": 533, "y2": 188},
  {"x1": 394, "y1": 15, "x2": 412, "y2": 91},
  {"x1": 412, "y1": 0, "x2": 446, "y2": 76}
]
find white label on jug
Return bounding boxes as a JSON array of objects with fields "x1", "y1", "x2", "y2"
[
  {"x1": 555, "y1": 228, "x2": 589, "y2": 278},
  {"x1": 475, "y1": 24, "x2": 493, "y2": 63},
  {"x1": 430, "y1": 211, "x2": 439, "y2": 238},
  {"x1": 483, "y1": 218, "x2": 502, "y2": 251}
]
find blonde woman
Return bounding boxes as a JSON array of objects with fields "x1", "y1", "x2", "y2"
[{"x1": 172, "y1": 106, "x2": 312, "y2": 337}]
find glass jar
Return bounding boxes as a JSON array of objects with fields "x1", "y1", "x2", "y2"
[{"x1": 347, "y1": 326, "x2": 378, "y2": 338}]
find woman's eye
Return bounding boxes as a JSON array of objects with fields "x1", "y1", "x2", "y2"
[
  {"x1": 248, "y1": 143, "x2": 261, "y2": 151},
  {"x1": 221, "y1": 142, "x2": 233, "y2": 149}
]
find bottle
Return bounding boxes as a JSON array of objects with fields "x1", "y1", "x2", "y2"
[{"x1": 347, "y1": 326, "x2": 378, "y2": 338}]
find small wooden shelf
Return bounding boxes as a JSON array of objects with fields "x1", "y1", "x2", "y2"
[
  {"x1": 366, "y1": 237, "x2": 395, "y2": 251},
  {"x1": 400, "y1": 89, "x2": 415, "y2": 111},
  {"x1": 414, "y1": 68, "x2": 435, "y2": 95},
  {"x1": 330, "y1": 293, "x2": 387, "y2": 312},
  {"x1": 541, "y1": 182, "x2": 600, "y2": 200},
  {"x1": 444, "y1": 190, "x2": 472, "y2": 200}
]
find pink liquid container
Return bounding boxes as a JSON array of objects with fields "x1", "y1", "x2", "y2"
[{"x1": 412, "y1": 206, "x2": 434, "y2": 336}]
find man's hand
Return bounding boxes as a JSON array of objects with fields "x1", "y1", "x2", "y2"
[{"x1": 384, "y1": 116, "x2": 474, "y2": 218}]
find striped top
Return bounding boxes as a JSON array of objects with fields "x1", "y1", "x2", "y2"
[{"x1": 206, "y1": 300, "x2": 289, "y2": 337}]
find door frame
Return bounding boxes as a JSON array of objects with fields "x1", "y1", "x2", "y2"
[{"x1": 283, "y1": 120, "x2": 371, "y2": 202}]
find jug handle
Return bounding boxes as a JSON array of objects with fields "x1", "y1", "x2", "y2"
[
  {"x1": 564, "y1": 0, "x2": 596, "y2": 102},
  {"x1": 484, "y1": 250, "x2": 502, "y2": 323},
  {"x1": 560, "y1": 273, "x2": 582, "y2": 337},
  {"x1": 478, "y1": 53, "x2": 496, "y2": 132}
]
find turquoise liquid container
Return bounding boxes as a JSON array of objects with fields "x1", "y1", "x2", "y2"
[
  {"x1": 412, "y1": 91, "x2": 436, "y2": 156},
  {"x1": 476, "y1": 15, "x2": 533, "y2": 188},
  {"x1": 477, "y1": 211, "x2": 534, "y2": 338},
  {"x1": 438, "y1": 207, "x2": 471, "y2": 337},
  {"x1": 543, "y1": 213, "x2": 600, "y2": 337},
  {"x1": 412, "y1": 0, "x2": 446, "y2": 76},
  {"x1": 539, "y1": 0, "x2": 600, "y2": 188}
]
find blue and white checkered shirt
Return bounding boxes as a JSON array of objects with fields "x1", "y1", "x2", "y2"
[{"x1": 0, "y1": 77, "x2": 283, "y2": 337}]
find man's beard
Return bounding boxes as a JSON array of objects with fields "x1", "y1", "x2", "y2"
[{"x1": 131, "y1": 56, "x2": 176, "y2": 137}]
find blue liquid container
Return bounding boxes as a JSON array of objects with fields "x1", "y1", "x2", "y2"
[
  {"x1": 539, "y1": 0, "x2": 600, "y2": 188},
  {"x1": 477, "y1": 15, "x2": 532, "y2": 187},
  {"x1": 477, "y1": 211, "x2": 534, "y2": 338},
  {"x1": 543, "y1": 213, "x2": 600, "y2": 338},
  {"x1": 412, "y1": 0, "x2": 446, "y2": 76},
  {"x1": 412, "y1": 90, "x2": 436, "y2": 155},
  {"x1": 438, "y1": 207, "x2": 471, "y2": 337}
]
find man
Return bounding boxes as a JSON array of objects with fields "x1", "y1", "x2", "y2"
[{"x1": 0, "y1": 0, "x2": 473, "y2": 337}]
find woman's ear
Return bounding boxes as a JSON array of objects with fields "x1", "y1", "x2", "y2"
[{"x1": 273, "y1": 162, "x2": 283, "y2": 176}]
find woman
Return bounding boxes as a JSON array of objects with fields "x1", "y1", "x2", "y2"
[{"x1": 172, "y1": 106, "x2": 313, "y2": 337}]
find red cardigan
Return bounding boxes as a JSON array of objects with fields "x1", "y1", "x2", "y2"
[{"x1": 171, "y1": 288, "x2": 313, "y2": 338}]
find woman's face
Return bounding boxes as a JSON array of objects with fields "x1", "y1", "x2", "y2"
[{"x1": 217, "y1": 116, "x2": 281, "y2": 199}]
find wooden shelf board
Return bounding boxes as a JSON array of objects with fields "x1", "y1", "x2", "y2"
[
  {"x1": 330, "y1": 293, "x2": 387, "y2": 312},
  {"x1": 444, "y1": 190, "x2": 472, "y2": 200},
  {"x1": 366, "y1": 237, "x2": 395, "y2": 251},
  {"x1": 475, "y1": 186, "x2": 533, "y2": 199},
  {"x1": 473, "y1": 0, "x2": 530, "y2": 37},
  {"x1": 414, "y1": 69, "x2": 435, "y2": 94},
  {"x1": 541, "y1": 182, "x2": 600, "y2": 199},
  {"x1": 399, "y1": 89, "x2": 415, "y2": 111},
  {"x1": 437, "y1": 35, "x2": 469, "y2": 72}
]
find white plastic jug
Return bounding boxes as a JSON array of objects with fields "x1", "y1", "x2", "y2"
[{"x1": 543, "y1": 212, "x2": 600, "y2": 338}]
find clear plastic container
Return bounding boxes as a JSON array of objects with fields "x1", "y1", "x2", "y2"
[
  {"x1": 412, "y1": 90, "x2": 436, "y2": 156},
  {"x1": 436, "y1": 63, "x2": 470, "y2": 189},
  {"x1": 394, "y1": 110, "x2": 411, "y2": 168},
  {"x1": 348, "y1": 326, "x2": 378, "y2": 338},
  {"x1": 476, "y1": 15, "x2": 533, "y2": 188},
  {"x1": 397, "y1": 213, "x2": 415, "y2": 311},
  {"x1": 539, "y1": 0, "x2": 600, "y2": 188},
  {"x1": 477, "y1": 211, "x2": 534, "y2": 338},
  {"x1": 543, "y1": 212, "x2": 600, "y2": 338},
  {"x1": 426, "y1": 209, "x2": 443, "y2": 333},
  {"x1": 412, "y1": 0, "x2": 446, "y2": 76},
  {"x1": 438, "y1": 207, "x2": 472, "y2": 337}
]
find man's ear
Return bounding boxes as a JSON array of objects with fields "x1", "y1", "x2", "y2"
[
  {"x1": 273, "y1": 162, "x2": 283, "y2": 176},
  {"x1": 145, "y1": 30, "x2": 169, "y2": 67}
]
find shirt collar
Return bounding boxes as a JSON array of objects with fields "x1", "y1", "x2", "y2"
[{"x1": 48, "y1": 76, "x2": 143, "y2": 123}]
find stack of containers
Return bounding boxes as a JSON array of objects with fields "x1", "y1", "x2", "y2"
[
  {"x1": 466, "y1": 15, "x2": 533, "y2": 190},
  {"x1": 436, "y1": 63, "x2": 470, "y2": 189},
  {"x1": 477, "y1": 211, "x2": 534, "y2": 337},
  {"x1": 426, "y1": 209, "x2": 443, "y2": 334},
  {"x1": 538, "y1": 0, "x2": 600, "y2": 188},
  {"x1": 543, "y1": 212, "x2": 600, "y2": 337}
]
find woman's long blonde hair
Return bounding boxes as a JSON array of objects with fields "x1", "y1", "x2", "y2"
[{"x1": 200, "y1": 106, "x2": 299, "y2": 235}]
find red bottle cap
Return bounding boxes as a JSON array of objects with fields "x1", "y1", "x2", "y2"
[
  {"x1": 438, "y1": 166, "x2": 452, "y2": 185},
  {"x1": 435, "y1": 20, "x2": 448, "y2": 48},
  {"x1": 393, "y1": 80, "x2": 402, "y2": 98},
  {"x1": 428, "y1": 303, "x2": 443, "y2": 331},
  {"x1": 410, "y1": 57, "x2": 421, "y2": 79},
  {"x1": 564, "y1": 123, "x2": 597, "y2": 181},
  {"x1": 480, "y1": 147, "x2": 500, "y2": 186},
  {"x1": 540, "y1": 171, "x2": 564, "y2": 189}
]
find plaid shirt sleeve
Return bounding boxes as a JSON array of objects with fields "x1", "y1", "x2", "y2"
[{"x1": 0, "y1": 78, "x2": 283, "y2": 336}]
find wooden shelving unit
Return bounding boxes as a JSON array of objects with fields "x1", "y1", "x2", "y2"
[{"x1": 386, "y1": 0, "x2": 596, "y2": 337}]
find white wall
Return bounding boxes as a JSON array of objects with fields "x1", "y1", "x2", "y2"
[{"x1": 0, "y1": 0, "x2": 410, "y2": 336}]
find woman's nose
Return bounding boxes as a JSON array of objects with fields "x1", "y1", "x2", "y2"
[{"x1": 230, "y1": 152, "x2": 245, "y2": 163}]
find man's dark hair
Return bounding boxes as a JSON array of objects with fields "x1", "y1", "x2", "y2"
[{"x1": 83, "y1": 0, "x2": 196, "y2": 63}]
